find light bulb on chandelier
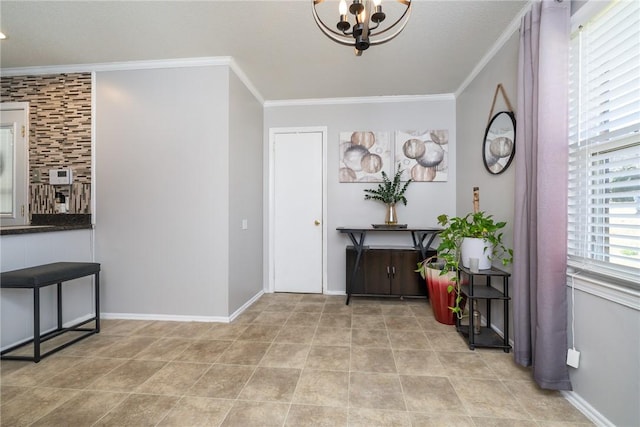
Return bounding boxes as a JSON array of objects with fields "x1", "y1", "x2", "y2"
[{"x1": 312, "y1": 0, "x2": 412, "y2": 56}]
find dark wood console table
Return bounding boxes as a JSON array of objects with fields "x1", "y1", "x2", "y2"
[{"x1": 337, "y1": 227, "x2": 441, "y2": 304}]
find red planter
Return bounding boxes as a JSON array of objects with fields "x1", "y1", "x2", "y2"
[{"x1": 425, "y1": 266, "x2": 458, "y2": 325}]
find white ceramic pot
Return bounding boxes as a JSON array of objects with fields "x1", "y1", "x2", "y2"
[{"x1": 460, "y1": 237, "x2": 493, "y2": 270}]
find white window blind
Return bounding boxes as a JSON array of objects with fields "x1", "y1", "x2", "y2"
[{"x1": 568, "y1": 0, "x2": 640, "y2": 287}]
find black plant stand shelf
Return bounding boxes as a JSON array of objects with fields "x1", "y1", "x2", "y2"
[{"x1": 455, "y1": 265, "x2": 511, "y2": 352}]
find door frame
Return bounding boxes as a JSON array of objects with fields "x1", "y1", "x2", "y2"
[
  {"x1": 267, "y1": 126, "x2": 328, "y2": 294},
  {"x1": 0, "y1": 102, "x2": 30, "y2": 226}
]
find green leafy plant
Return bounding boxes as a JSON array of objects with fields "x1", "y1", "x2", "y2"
[
  {"x1": 417, "y1": 211, "x2": 513, "y2": 318},
  {"x1": 436, "y1": 212, "x2": 513, "y2": 266},
  {"x1": 363, "y1": 164, "x2": 412, "y2": 205}
]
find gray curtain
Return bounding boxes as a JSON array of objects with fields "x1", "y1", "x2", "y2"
[{"x1": 513, "y1": 0, "x2": 572, "y2": 390}]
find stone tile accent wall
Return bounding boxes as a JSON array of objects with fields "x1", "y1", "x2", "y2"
[
  {"x1": 30, "y1": 183, "x2": 91, "y2": 214},
  {"x1": 1, "y1": 73, "x2": 92, "y2": 214}
]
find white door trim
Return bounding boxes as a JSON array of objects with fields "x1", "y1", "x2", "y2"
[
  {"x1": 0, "y1": 102, "x2": 30, "y2": 226},
  {"x1": 267, "y1": 126, "x2": 327, "y2": 294}
]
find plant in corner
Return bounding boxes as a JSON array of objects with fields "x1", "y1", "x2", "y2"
[
  {"x1": 416, "y1": 211, "x2": 513, "y2": 320},
  {"x1": 415, "y1": 256, "x2": 459, "y2": 325},
  {"x1": 363, "y1": 164, "x2": 412, "y2": 225}
]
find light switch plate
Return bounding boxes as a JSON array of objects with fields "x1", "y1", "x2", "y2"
[{"x1": 242, "y1": 219, "x2": 248, "y2": 230}]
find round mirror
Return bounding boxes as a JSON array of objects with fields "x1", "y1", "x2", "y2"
[{"x1": 483, "y1": 111, "x2": 516, "y2": 175}]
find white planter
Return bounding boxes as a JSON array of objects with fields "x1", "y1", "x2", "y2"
[{"x1": 460, "y1": 237, "x2": 493, "y2": 270}]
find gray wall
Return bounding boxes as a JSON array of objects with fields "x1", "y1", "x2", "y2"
[
  {"x1": 95, "y1": 66, "x2": 231, "y2": 318},
  {"x1": 264, "y1": 98, "x2": 456, "y2": 294},
  {"x1": 568, "y1": 285, "x2": 639, "y2": 426},
  {"x1": 456, "y1": 32, "x2": 518, "y2": 338},
  {"x1": 228, "y1": 72, "x2": 264, "y2": 314},
  {"x1": 456, "y1": 30, "x2": 640, "y2": 427}
]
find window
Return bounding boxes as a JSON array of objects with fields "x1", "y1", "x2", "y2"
[
  {"x1": 568, "y1": 0, "x2": 640, "y2": 288},
  {"x1": 0, "y1": 103, "x2": 29, "y2": 227}
]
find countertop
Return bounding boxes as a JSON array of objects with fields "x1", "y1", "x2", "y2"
[{"x1": 1, "y1": 214, "x2": 93, "y2": 236}]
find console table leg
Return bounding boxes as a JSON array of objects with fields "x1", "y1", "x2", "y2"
[{"x1": 345, "y1": 231, "x2": 366, "y2": 306}]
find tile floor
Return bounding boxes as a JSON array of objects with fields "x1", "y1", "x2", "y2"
[{"x1": 1, "y1": 293, "x2": 594, "y2": 426}]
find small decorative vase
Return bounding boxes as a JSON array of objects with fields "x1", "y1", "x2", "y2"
[{"x1": 385, "y1": 203, "x2": 398, "y2": 225}]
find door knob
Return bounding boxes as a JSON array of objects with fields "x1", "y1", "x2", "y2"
[{"x1": 314, "y1": 220, "x2": 321, "y2": 225}]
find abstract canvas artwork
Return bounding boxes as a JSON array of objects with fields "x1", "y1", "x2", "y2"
[
  {"x1": 395, "y1": 130, "x2": 448, "y2": 182},
  {"x1": 339, "y1": 131, "x2": 392, "y2": 182},
  {"x1": 339, "y1": 130, "x2": 449, "y2": 182}
]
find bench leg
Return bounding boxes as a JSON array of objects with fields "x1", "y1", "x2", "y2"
[
  {"x1": 95, "y1": 272, "x2": 100, "y2": 333},
  {"x1": 57, "y1": 282, "x2": 63, "y2": 330},
  {"x1": 34, "y1": 288, "x2": 41, "y2": 363}
]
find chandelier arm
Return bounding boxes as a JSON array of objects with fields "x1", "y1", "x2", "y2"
[
  {"x1": 312, "y1": 0, "x2": 412, "y2": 50},
  {"x1": 369, "y1": 13, "x2": 411, "y2": 46},
  {"x1": 369, "y1": 3, "x2": 412, "y2": 38},
  {"x1": 312, "y1": 2, "x2": 360, "y2": 46}
]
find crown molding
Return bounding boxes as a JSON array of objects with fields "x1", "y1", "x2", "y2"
[
  {"x1": 264, "y1": 93, "x2": 455, "y2": 108},
  {"x1": 228, "y1": 58, "x2": 265, "y2": 105},
  {"x1": 1, "y1": 56, "x2": 265, "y2": 105},
  {"x1": 454, "y1": 1, "x2": 533, "y2": 98},
  {"x1": 0, "y1": 57, "x2": 233, "y2": 76}
]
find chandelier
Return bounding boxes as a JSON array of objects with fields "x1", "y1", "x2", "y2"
[{"x1": 312, "y1": 0, "x2": 412, "y2": 56}]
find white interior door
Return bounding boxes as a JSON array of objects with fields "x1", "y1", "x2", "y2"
[
  {"x1": 272, "y1": 129, "x2": 325, "y2": 293},
  {"x1": 0, "y1": 103, "x2": 29, "y2": 227}
]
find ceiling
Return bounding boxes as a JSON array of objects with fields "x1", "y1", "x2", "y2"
[{"x1": 0, "y1": 1, "x2": 529, "y2": 102}]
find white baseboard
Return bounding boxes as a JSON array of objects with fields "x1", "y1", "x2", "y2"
[
  {"x1": 100, "y1": 312, "x2": 230, "y2": 323},
  {"x1": 561, "y1": 390, "x2": 615, "y2": 427},
  {"x1": 324, "y1": 290, "x2": 347, "y2": 296},
  {"x1": 101, "y1": 290, "x2": 266, "y2": 324},
  {"x1": 229, "y1": 290, "x2": 264, "y2": 322},
  {"x1": 487, "y1": 319, "x2": 612, "y2": 427}
]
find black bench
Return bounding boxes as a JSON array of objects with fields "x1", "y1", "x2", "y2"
[{"x1": 1, "y1": 262, "x2": 101, "y2": 362}]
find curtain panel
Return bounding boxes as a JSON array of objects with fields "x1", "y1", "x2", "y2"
[{"x1": 513, "y1": 0, "x2": 572, "y2": 390}]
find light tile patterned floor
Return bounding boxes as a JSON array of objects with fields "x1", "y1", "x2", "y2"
[{"x1": 0, "y1": 293, "x2": 593, "y2": 426}]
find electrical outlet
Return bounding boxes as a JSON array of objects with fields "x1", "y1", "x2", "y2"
[
  {"x1": 242, "y1": 219, "x2": 248, "y2": 230},
  {"x1": 567, "y1": 348, "x2": 580, "y2": 368}
]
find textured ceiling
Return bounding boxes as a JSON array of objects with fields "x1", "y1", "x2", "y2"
[{"x1": 0, "y1": 1, "x2": 528, "y2": 101}]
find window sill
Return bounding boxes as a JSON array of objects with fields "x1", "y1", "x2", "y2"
[{"x1": 566, "y1": 272, "x2": 640, "y2": 311}]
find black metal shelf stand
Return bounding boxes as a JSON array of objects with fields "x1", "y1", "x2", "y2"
[{"x1": 455, "y1": 265, "x2": 511, "y2": 352}]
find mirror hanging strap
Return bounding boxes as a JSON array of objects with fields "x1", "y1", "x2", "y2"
[{"x1": 487, "y1": 84, "x2": 514, "y2": 126}]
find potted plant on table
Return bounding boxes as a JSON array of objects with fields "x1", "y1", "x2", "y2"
[
  {"x1": 363, "y1": 164, "x2": 412, "y2": 225},
  {"x1": 416, "y1": 211, "x2": 513, "y2": 323}
]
